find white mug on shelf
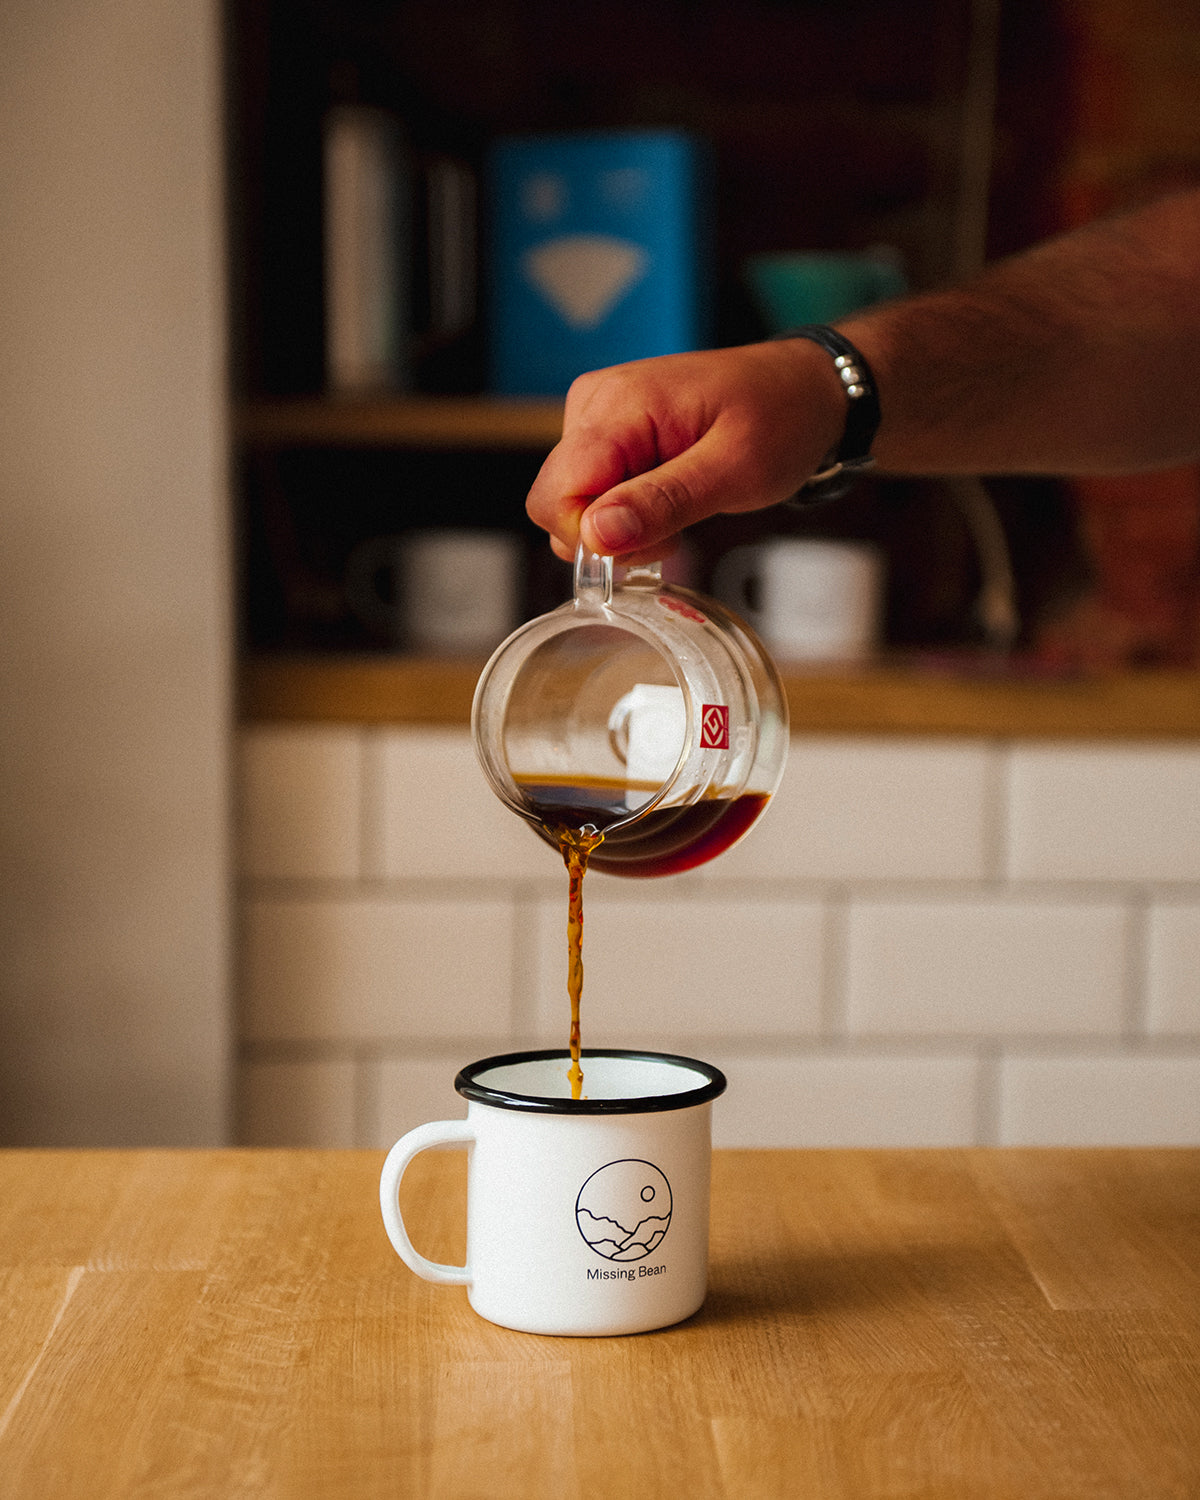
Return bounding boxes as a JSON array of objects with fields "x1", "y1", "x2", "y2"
[
  {"x1": 714, "y1": 536, "x2": 883, "y2": 663},
  {"x1": 379, "y1": 1049, "x2": 727, "y2": 1337},
  {"x1": 346, "y1": 527, "x2": 522, "y2": 653}
]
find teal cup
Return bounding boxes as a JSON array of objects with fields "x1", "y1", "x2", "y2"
[{"x1": 744, "y1": 251, "x2": 907, "y2": 332}]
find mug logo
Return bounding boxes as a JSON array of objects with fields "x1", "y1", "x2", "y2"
[
  {"x1": 576, "y1": 1159, "x2": 673, "y2": 1261},
  {"x1": 700, "y1": 704, "x2": 729, "y2": 750}
]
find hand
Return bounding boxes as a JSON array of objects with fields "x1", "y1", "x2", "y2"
[{"x1": 525, "y1": 339, "x2": 848, "y2": 562}]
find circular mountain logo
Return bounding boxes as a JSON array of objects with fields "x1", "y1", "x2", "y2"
[{"x1": 575, "y1": 1159, "x2": 672, "y2": 1261}]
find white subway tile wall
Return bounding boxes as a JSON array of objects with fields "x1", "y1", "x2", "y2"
[
  {"x1": 366, "y1": 728, "x2": 548, "y2": 881},
  {"x1": 998, "y1": 1051, "x2": 1200, "y2": 1145},
  {"x1": 1147, "y1": 903, "x2": 1200, "y2": 1034},
  {"x1": 709, "y1": 1051, "x2": 982, "y2": 1148},
  {"x1": 372, "y1": 1054, "x2": 478, "y2": 1144},
  {"x1": 237, "y1": 726, "x2": 1200, "y2": 1149},
  {"x1": 243, "y1": 895, "x2": 516, "y2": 1043},
  {"x1": 239, "y1": 726, "x2": 364, "y2": 881},
  {"x1": 705, "y1": 738, "x2": 996, "y2": 882},
  {"x1": 239, "y1": 1057, "x2": 358, "y2": 1147},
  {"x1": 530, "y1": 892, "x2": 827, "y2": 1043},
  {"x1": 845, "y1": 897, "x2": 1130, "y2": 1036},
  {"x1": 1007, "y1": 745, "x2": 1200, "y2": 882}
]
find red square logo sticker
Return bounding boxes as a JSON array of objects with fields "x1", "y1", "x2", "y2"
[{"x1": 700, "y1": 703, "x2": 729, "y2": 750}]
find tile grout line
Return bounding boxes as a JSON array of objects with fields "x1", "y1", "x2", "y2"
[
  {"x1": 1124, "y1": 890, "x2": 1151, "y2": 1040},
  {"x1": 820, "y1": 888, "x2": 849, "y2": 1038},
  {"x1": 974, "y1": 1042, "x2": 1004, "y2": 1145},
  {"x1": 985, "y1": 739, "x2": 1011, "y2": 887}
]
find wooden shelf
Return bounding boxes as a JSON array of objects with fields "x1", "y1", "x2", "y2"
[
  {"x1": 239, "y1": 655, "x2": 1200, "y2": 738},
  {"x1": 241, "y1": 654, "x2": 484, "y2": 725},
  {"x1": 235, "y1": 396, "x2": 565, "y2": 451}
]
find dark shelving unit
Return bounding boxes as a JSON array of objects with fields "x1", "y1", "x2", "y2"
[{"x1": 224, "y1": 0, "x2": 1078, "y2": 660}]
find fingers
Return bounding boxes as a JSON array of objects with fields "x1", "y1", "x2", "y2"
[
  {"x1": 577, "y1": 421, "x2": 805, "y2": 557},
  {"x1": 526, "y1": 339, "x2": 846, "y2": 558},
  {"x1": 528, "y1": 445, "x2": 699, "y2": 561},
  {"x1": 530, "y1": 413, "x2": 754, "y2": 559},
  {"x1": 532, "y1": 427, "x2": 788, "y2": 560},
  {"x1": 527, "y1": 369, "x2": 665, "y2": 555},
  {"x1": 535, "y1": 493, "x2": 592, "y2": 560},
  {"x1": 578, "y1": 459, "x2": 708, "y2": 557}
]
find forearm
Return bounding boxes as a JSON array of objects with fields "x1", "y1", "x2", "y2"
[
  {"x1": 840, "y1": 189, "x2": 1200, "y2": 476},
  {"x1": 526, "y1": 190, "x2": 1200, "y2": 560}
]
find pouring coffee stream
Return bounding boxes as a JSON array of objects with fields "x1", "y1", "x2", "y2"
[{"x1": 473, "y1": 544, "x2": 789, "y2": 1098}]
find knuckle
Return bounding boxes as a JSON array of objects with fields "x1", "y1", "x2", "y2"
[
  {"x1": 636, "y1": 471, "x2": 695, "y2": 533},
  {"x1": 564, "y1": 366, "x2": 611, "y2": 414}
]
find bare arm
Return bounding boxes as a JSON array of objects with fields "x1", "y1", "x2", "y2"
[
  {"x1": 851, "y1": 188, "x2": 1200, "y2": 477},
  {"x1": 527, "y1": 189, "x2": 1200, "y2": 561}
]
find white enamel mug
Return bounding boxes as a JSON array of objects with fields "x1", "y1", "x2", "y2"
[
  {"x1": 715, "y1": 537, "x2": 883, "y2": 662},
  {"x1": 346, "y1": 528, "x2": 522, "y2": 653},
  {"x1": 379, "y1": 1049, "x2": 727, "y2": 1336}
]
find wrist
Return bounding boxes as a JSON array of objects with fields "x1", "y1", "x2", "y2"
[
  {"x1": 773, "y1": 325, "x2": 882, "y2": 502},
  {"x1": 763, "y1": 334, "x2": 848, "y2": 472}
]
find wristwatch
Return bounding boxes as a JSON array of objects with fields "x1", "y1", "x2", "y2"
[{"x1": 777, "y1": 324, "x2": 881, "y2": 506}]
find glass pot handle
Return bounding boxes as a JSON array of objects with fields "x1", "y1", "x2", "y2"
[
  {"x1": 574, "y1": 543, "x2": 668, "y2": 605},
  {"x1": 573, "y1": 543, "x2": 613, "y2": 605}
]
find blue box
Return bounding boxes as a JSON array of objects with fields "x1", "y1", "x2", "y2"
[{"x1": 487, "y1": 131, "x2": 710, "y2": 396}]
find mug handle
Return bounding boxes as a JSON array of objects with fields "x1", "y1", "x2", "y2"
[
  {"x1": 345, "y1": 534, "x2": 405, "y2": 639},
  {"x1": 711, "y1": 544, "x2": 764, "y2": 633},
  {"x1": 379, "y1": 1119, "x2": 475, "y2": 1285}
]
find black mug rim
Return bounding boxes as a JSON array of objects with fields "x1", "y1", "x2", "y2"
[{"x1": 454, "y1": 1048, "x2": 727, "y2": 1115}]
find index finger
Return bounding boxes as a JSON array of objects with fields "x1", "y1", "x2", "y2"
[{"x1": 526, "y1": 434, "x2": 631, "y2": 555}]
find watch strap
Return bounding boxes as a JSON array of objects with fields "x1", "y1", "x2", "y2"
[{"x1": 777, "y1": 324, "x2": 881, "y2": 505}]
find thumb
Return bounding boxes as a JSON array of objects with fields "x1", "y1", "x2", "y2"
[{"x1": 578, "y1": 433, "x2": 786, "y2": 556}]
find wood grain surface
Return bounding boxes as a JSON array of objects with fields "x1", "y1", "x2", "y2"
[{"x1": 1, "y1": 1148, "x2": 1197, "y2": 1498}]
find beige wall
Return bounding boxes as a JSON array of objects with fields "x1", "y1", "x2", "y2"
[{"x1": 0, "y1": 0, "x2": 232, "y2": 1142}]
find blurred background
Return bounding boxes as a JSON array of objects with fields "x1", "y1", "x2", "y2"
[{"x1": 2, "y1": 0, "x2": 1198, "y2": 1149}]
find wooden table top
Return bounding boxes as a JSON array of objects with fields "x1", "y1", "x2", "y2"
[{"x1": 1, "y1": 1148, "x2": 1197, "y2": 1498}]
